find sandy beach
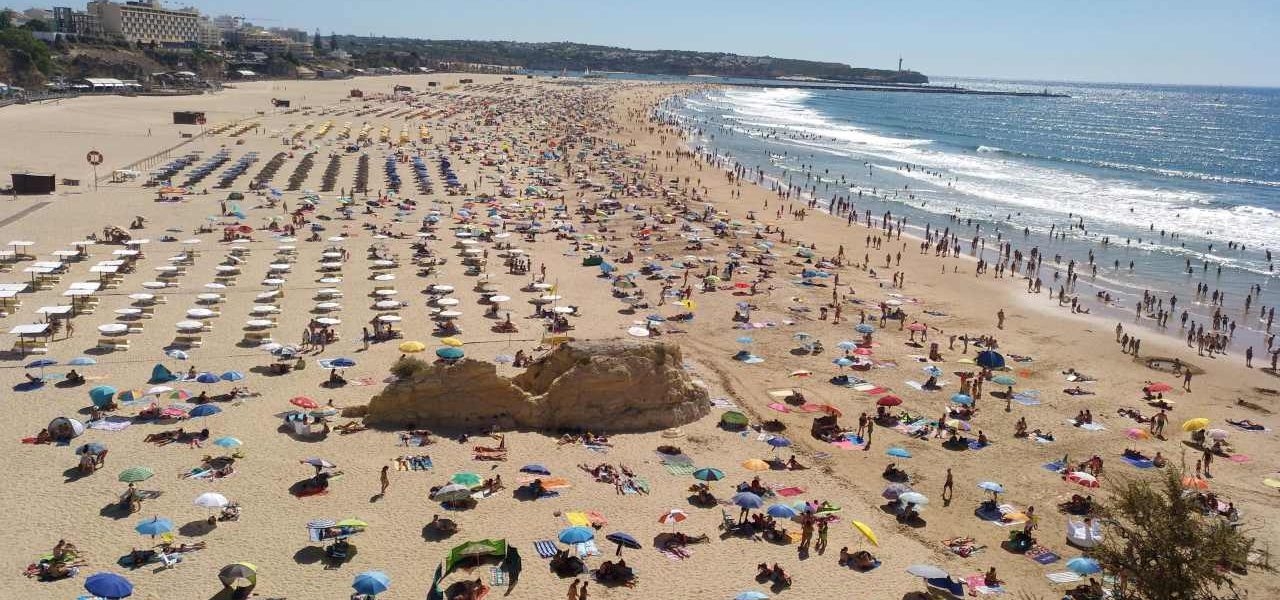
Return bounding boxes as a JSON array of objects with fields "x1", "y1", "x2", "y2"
[{"x1": 1, "y1": 74, "x2": 1277, "y2": 600}]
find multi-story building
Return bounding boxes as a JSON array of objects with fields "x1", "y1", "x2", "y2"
[
  {"x1": 88, "y1": 0, "x2": 200, "y2": 45},
  {"x1": 195, "y1": 18, "x2": 222, "y2": 48},
  {"x1": 53, "y1": 6, "x2": 104, "y2": 38},
  {"x1": 236, "y1": 28, "x2": 292, "y2": 56}
]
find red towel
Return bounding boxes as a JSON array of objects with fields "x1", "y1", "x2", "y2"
[{"x1": 776, "y1": 487, "x2": 806, "y2": 497}]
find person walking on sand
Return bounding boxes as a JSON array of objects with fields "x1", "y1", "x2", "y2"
[
  {"x1": 863, "y1": 420, "x2": 874, "y2": 451},
  {"x1": 380, "y1": 465, "x2": 390, "y2": 496},
  {"x1": 1183, "y1": 370, "x2": 1193, "y2": 391},
  {"x1": 942, "y1": 468, "x2": 954, "y2": 503},
  {"x1": 567, "y1": 578, "x2": 580, "y2": 600},
  {"x1": 578, "y1": 581, "x2": 589, "y2": 600},
  {"x1": 997, "y1": 309, "x2": 1005, "y2": 329}
]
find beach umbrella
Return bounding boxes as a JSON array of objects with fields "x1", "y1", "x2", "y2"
[
  {"x1": 742, "y1": 459, "x2": 770, "y2": 471},
  {"x1": 720, "y1": 411, "x2": 749, "y2": 427},
  {"x1": 352, "y1": 571, "x2": 391, "y2": 596},
  {"x1": 189, "y1": 404, "x2": 222, "y2": 418},
  {"x1": 68, "y1": 356, "x2": 97, "y2": 366},
  {"x1": 1067, "y1": 557, "x2": 1102, "y2": 575},
  {"x1": 735, "y1": 336, "x2": 754, "y2": 345},
  {"x1": 886, "y1": 447, "x2": 912, "y2": 459},
  {"x1": 855, "y1": 324, "x2": 875, "y2": 334},
  {"x1": 26, "y1": 358, "x2": 57, "y2": 378},
  {"x1": 658, "y1": 509, "x2": 688, "y2": 526},
  {"x1": 945, "y1": 419, "x2": 971, "y2": 431},
  {"x1": 735, "y1": 592, "x2": 769, "y2": 600},
  {"x1": 732, "y1": 492, "x2": 764, "y2": 509},
  {"x1": 220, "y1": 370, "x2": 245, "y2": 382},
  {"x1": 1067, "y1": 471, "x2": 1100, "y2": 489},
  {"x1": 118, "y1": 466, "x2": 153, "y2": 482},
  {"x1": 836, "y1": 340, "x2": 858, "y2": 351},
  {"x1": 301, "y1": 458, "x2": 335, "y2": 468},
  {"x1": 882, "y1": 483, "x2": 912, "y2": 500},
  {"x1": 519, "y1": 464, "x2": 550, "y2": 475},
  {"x1": 195, "y1": 372, "x2": 220, "y2": 384},
  {"x1": 923, "y1": 365, "x2": 943, "y2": 378},
  {"x1": 876, "y1": 395, "x2": 903, "y2": 407},
  {"x1": 336, "y1": 519, "x2": 368, "y2": 528},
  {"x1": 194, "y1": 492, "x2": 229, "y2": 509},
  {"x1": 218, "y1": 562, "x2": 258, "y2": 588},
  {"x1": 398, "y1": 341, "x2": 426, "y2": 353},
  {"x1": 440, "y1": 337, "x2": 464, "y2": 347},
  {"x1": 906, "y1": 564, "x2": 949, "y2": 579},
  {"x1": 84, "y1": 572, "x2": 134, "y2": 599},
  {"x1": 606, "y1": 532, "x2": 641, "y2": 551},
  {"x1": 48, "y1": 417, "x2": 85, "y2": 439},
  {"x1": 328, "y1": 357, "x2": 357, "y2": 368},
  {"x1": 693, "y1": 467, "x2": 725, "y2": 482},
  {"x1": 898, "y1": 492, "x2": 929, "y2": 506},
  {"x1": 436, "y1": 347, "x2": 464, "y2": 359},
  {"x1": 214, "y1": 437, "x2": 242, "y2": 449},
  {"x1": 851, "y1": 520, "x2": 879, "y2": 546},
  {"x1": 451, "y1": 472, "x2": 483, "y2": 488},
  {"x1": 90, "y1": 385, "x2": 118, "y2": 405},
  {"x1": 76, "y1": 442, "x2": 107, "y2": 455},
  {"x1": 290, "y1": 396, "x2": 318, "y2": 409},
  {"x1": 975, "y1": 350, "x2": 1005, "y2": 369},
  {"x1": 166, "y1": 349, "x2": 189, "y2": 360},
  {"x1": 135, "y1": 516, "x2": 174, "y2": 537},
  {"x1": 766, "y1": 504, "x2": 798, "y2": 518},
  {"x1": 766, "y1": 436, "x2": 792, "y2": 449},
  {"x1": 1181, "y1": 476, "x2": 1210, "y2": 491},
  {"x1": 991, "y1": 375, "x2": 1017, "y2": 386},
  {"x1": 1182, "y1": 418, "x2": 1209, "y2": 432},
  {"x1": 833, "y1": 357, "x2": 854, "y2": 368},
  {"x1": 433, "y1": 483, "x2": 473, "y2": 503},
  {"x1": 1207, "y1": 428, "x2": 1229, "y2": 441},
  {"x1": 558, "y1": 526, "x2": 595, "y2": 544},
  {"x1": 116, "y1": 389, "x2": 151, "y2": 404},
  {"x1": 1126, "y1": 428, "x2": 1152, "y2": 441},
  {"x1": 977, "y1": 482, "x2": 1005, "y2": 497},
  {"x1": 1145, "y1": 382, "x2": 1173, "y2": 393}
]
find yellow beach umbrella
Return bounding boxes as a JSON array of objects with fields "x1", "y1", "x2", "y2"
[
  {"x1": 336, "y1": 519, "x2": 368, "y2": 528},
  {"x1": 440, "y1": 337, "x2": 464, "y2": 347},
  {"x1": 742, "y1": 459, "x2": 770, "y2": 472},
  {"x1": 398, "y1": 341, "x2": 426, "y2": 353},
  {"x1": 676, "y1": 299, "x2": 697, "y2": 311},
  {"x1": 1182, "y1": 418, "x2": 1210, "y2": 432},
  {"x1": 851, "y1": 520, "x2": 878, "y2": 546}
]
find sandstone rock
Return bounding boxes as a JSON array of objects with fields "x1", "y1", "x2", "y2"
[{"x1": 363, "y1": 338, "x2": 708, "y2": 432}]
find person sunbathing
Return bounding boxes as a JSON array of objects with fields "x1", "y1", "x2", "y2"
[
  {"x1": 336, "y1": 421, "x2": 368, "y2": 434},
  {"x1": 144, "y1": 428, "x2": 183, "y2": 444},
  {"x1": 159, "y1": 541, "x2": 206, "y2": 554},
  {"x1": 673, "y1": 531, "x2": 710, "y2": 545},
  {"x1": 1227, "y1": 419, "x2": 1265, "y2": 431}
]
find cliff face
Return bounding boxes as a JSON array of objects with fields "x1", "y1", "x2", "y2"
[{"x1": 364, "y1": 339, "x2": 709, "y2": 432}]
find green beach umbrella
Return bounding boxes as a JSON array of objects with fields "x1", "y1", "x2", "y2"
[
  {"x1": 451, "y1": 472, "x2": 482, "y2": 488},
  {"x1": 118, "y1": 466, "x2": 154, "y2": 482},
  {"x1": 720, "y1": 411, "x2": 749, "y2": 427}
]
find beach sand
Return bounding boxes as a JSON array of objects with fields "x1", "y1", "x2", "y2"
[{"x1": 1, "y1": 74, "x2": 1277, "y2": 599}]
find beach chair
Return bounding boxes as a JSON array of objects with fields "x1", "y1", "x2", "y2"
[
  {"x1": 156, "y1": 551, "x2": 181, "y2": 570},
  {"x1": 719, "y1": 508, "x2": 737, "y2": 531}
]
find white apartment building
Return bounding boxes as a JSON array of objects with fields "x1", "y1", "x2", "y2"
[{"x1": 88, "y1": 0, "x2": 199, "y2": 45}]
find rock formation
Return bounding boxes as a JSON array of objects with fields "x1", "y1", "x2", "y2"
[{"x1": 363, "y1": 338, "x2": 709, "y2": 432}]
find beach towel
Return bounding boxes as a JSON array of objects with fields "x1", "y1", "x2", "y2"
[
  {"x1": 348, "y1": 377, "x2": 378, "y2": 386},
  {"x1": 489, "y1": 566, "x2": 507, "y2": 587},
  {"x1": 533, "y1": 540, "x2": 559, "y2": 559},
  {"x1": 967, "y1": 440, "x2": 991, "y2": 451},
  {"x1": 1066, "y1": 420, "x2": 1106, "y2": 431},
  {"x1": 663, "y1": 463, "x2": 697, "y2": 476},
  {"x1": 1043, "y1": 461, "x2": 1066, "y2": 473},
  {"x1": 584, "y1": 444, "x2": 609, "y2": 453},
  {"x1": 965, "y1": 574, "x2": 1005, "y2": 595},
  {"x1": 88, "y1": 417, "x2": 131, "y2": 431},
  {"x1": 1228, "y1": 454, "x2": 1250, "y2": 463},
  {"x1": 659, "y1": 452, "x2": 694, "y2": 466},
  {"x1": 1026, "y1": 546, "x2": 1061, "y2": 565},
  {"x1": 710, "y1": 397, "x2": 738, "y2": 409},
  {"x1": 1120, "y1": 456, "x2": 1154, "y2": 469},
  {"x1": 831, "y1": 440, "x2": 856, "y2": 450},
  {"x1": 657, "y1": 546, "x2": 689, "y2": 561},
  {"x1": 575, "y1": 540, "x2": 600, "y2": 558},
  {"x1": 767, "y1": 402, "x2": 791, "y2": 413},
  {"x1": 1012, "y1": 391, "x2": 1042, "y2": 406},
  {"x1": 776, "y1": 486, "x2": 806, "y2": 497},
  {"x1": 565, "y1": 512, "x2": 591, "y2": 527},
  {"x1": 853, "y1": 384, "x2": 881, "y2": 393},
  {"x1": 623, "y1": 477, "x2": 650, "y2": 495},
  {"x1": 1045, "y1": 572, "x2": 1083, "y2": 584}
]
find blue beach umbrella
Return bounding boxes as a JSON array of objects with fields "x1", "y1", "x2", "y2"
[
  {"x1": 736, "y1": 592, "x2": 769, "y2": 600},
  {"x1": 855, "y1": 324, "x2": 875, "y2": 334},
  {"x1": 195, "y1": 372, "x2": 220, "y2": 384},
  {"x1": 76, "y1": 442, "x2": 107, "y2": 455},
  {"x1": 992, "y1": 375, "x2": 1017, "y2": 386},
  {"x1": 886, "y1": 447, "x2": 912, "y2": 459},
  {"x1": 1066, "y1": 557, "x2": 1102, "y2": 575},
  {"x1": 766, "y1": 504, "x2": 798, "y2": 519},
  {"x1": 213, "y1": 437, "x2": 242, "y2": 448},
  {"x1": 352, "y1": 571, "x2": 391, "y2": 596},
  {"x1": 68, "y1": 356, "x2": 97, "y2": 366},
  {"x1": 732, "y1": 492, "x2": 764, "y2": 509},
  {"x1": 692, "y1": 467, "x2": 725, "y2": 482},
  {"x1": 833, "y1": 357, "x2": 854, "y2": 368},
  {"x1": 220, "y1": 370, "x2": 245, "y2": 382},
  {"x1": 736, "y1": 336, "x2": 754, "y2": 345},
  {"x1": 923, "y1": 365, "x2": 943, "y2": 378},
  {"x1": 519, "y1": 464, "x2": 550, "y2": 475},
  {"x1": 436, "y1": 347, "x2": 464, "y2": 360},
  {"x1": 766, "y1": 436, "x2": 792, "y2": 449},
  {"x1": 90, "y1": 386, "x2": 117, "y2": 406},
  {"x1": 950, "y1": 393, "x2": 973, "y2": 406},
  {"x1": 189, "y1": 404, "x2": 222, "y2": 418},
  {"x1": 977, "y1": 481, "x2": 1005, "y2": 494},
  {"x1": 975, "y1": 350, "x2": 1005, "y2": 369},
  {"x1": 605, "y1": 532, "x2": 640, "y2": 550},
  {"x1": 165, "y1": 349, "x2": 189, "y2": 360},
  {"x1": 84, "y1": 572, "x2": 134, "y2": 599},
  {"x1": 328, "y1": 357, "x2": 357, "y2": 368},
  {"x1": 135, "y1": 516, "x2": 174, "y2": 537},
  {"x1": 558, "y1": 526, "x2": 595, "y2": 544},
  {"x1": 26, "y1": 358, "x2": 58, "y2": 378},
  {"x1": 836, "y1": 341, "x2": 858, "y2": 351}
]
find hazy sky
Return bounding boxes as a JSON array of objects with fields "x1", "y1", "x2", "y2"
[{"x1": 24, "y1": 0, "x2": 1280, "y2": 86}]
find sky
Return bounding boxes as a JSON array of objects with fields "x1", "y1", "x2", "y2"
[{"x1": 19, "y1": 0, "x2": 1280, "y2": 86}]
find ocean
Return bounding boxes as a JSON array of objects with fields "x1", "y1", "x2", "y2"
[{"x1": 656, "y1": 77, "x2": 1280, "y2": 349}]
